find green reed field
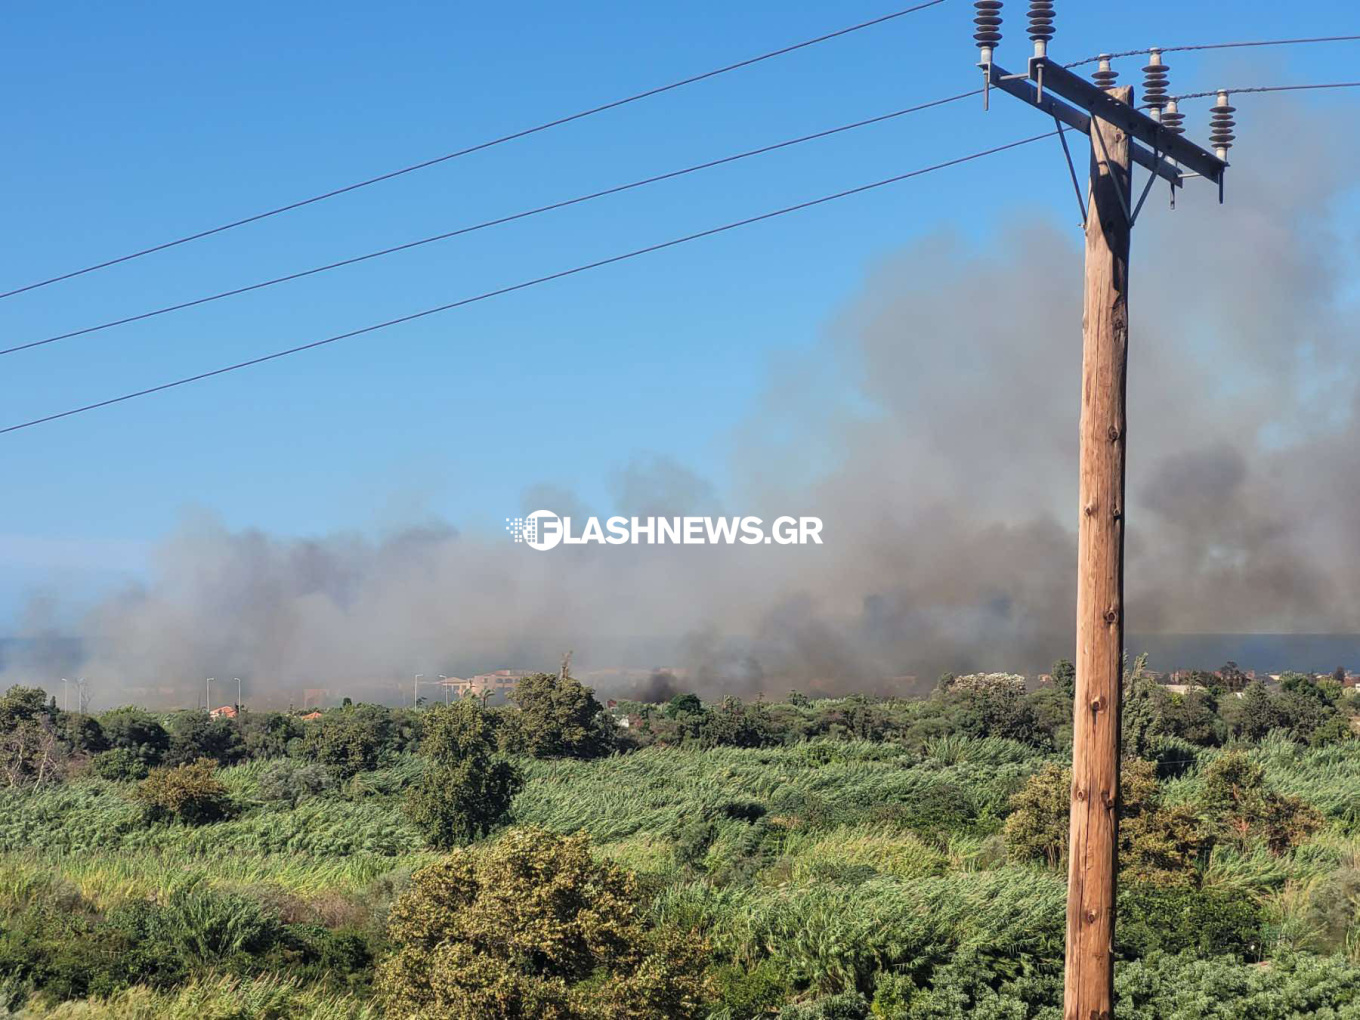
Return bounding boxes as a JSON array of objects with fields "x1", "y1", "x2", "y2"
[{"x1": 1, "y1": 667, "x2": 1359, "y2": 1018}]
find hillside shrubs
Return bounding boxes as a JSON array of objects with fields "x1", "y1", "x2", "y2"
[
  {"x1": 89, "y1": 747, "x2": 148, "y2": 782},
  {"x1": 0, "y1": 678, "x2": 1356, "y2": 1017},
  {"x1": 133, "y1": 759, "x2": 234, "y2": 825},
  {"x1": 376, "y1": 826, "x2": 707, "y2": 1019},
  {"x1": 256, "y1": 760, "x2": 333, "y2": 806},
  {"x1": 1200, "y1": 750, "x2": 1323, "y2": 853}
]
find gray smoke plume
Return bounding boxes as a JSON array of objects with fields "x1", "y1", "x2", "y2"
[{"x1": 8, "y1": 107, "x2": 1359, "y2": 706}]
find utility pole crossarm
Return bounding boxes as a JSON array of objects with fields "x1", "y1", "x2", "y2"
[
  {"x1": 987, "y1": 63, "x2": 1183, "y2": 188},
  {"x1": 1030, "y1": 58, "x2": 1227, "y2": 184}
]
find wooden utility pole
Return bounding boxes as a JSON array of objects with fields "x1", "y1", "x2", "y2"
[
  {"x1": 973, "y1": 10, "x2": 1230, "y2": 1016},
  {"x1": 1064, "y1": 85, "x2": 1131, "y2": 1020}
]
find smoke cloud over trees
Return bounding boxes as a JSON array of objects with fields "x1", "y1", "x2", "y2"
[{"x1": 7, "y1": 111, "x2": 1357, "y2": 705}]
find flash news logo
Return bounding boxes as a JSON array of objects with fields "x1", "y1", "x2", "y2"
[
  {"x1": 505, "y1": 510, "x2": 565, "y2": 551},
  {"x1": 506, "y1": 511, "x2": 822, "y2": 551}
]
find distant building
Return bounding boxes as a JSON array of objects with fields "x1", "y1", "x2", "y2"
[
  {"x1": 299, "y1": 710, "x2": 324, "y2": 721},
  {"x1": 209, "y1": 704, "x2": 238, "y2": 719},
  {"x1": 439, "y1": 669, "x2": 525, "y2": 700}
]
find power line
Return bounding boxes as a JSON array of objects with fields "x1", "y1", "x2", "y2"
[
  {"x1": 0, "y1": 132, "x2": 1052, "y2": 437},
  {"x1": 1171, "y1": 81, "x2": 1360, "y2": 101},
  {"x1": 0, "y1": 90, "x2": 980, "y2": 359},
  {"x1": 0, "y1": 0, "x2": 947, "y2": 303},
  {"x1": 1066, "y1": 34, "x2": 1360, "y2": 69}
]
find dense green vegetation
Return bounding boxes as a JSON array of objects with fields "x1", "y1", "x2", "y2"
[{"x1": 0, "y1": 665, "x2": 1358, "y2": 1018}]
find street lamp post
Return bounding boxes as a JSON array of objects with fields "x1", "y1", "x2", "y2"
[
  {"x1": 233, "y1": 677, "x2": 242, "y2": 714},
  {"x1": 413, "y1": 674, "x2": 424, "y2": 709},
  {"x1": 206, "y1": 677, "x2": 215, "y2": 714}
]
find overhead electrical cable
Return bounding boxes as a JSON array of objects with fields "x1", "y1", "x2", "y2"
[
  {"x1": 0, "y1": 131, "x2": 1052, "y2": 437},
  {"x1": 0, "y1": 0, "x2": 947, "y2": 302},
  {"x1": 1065, "y1": 34, "x2": 1360, "y2": 69},
  {"x1": 0, "y1": 89, "x2": 980, "y2": 358},
  {"x1": 1170, "y1": 81, "x2": 1360, "y2": 101}
]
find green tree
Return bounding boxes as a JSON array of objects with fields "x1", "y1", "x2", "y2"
[
  {"x1": 405, "y1": 701, "x2": 523, "y2": 848},
  {"x1": 376, "y1": 827, "x2": 707, "y2": 1019},
  {"x1": 1308, "y1": 713, "x2": 1354, "y2": 747},
  {"x1": 58, "y1": 713, "x2": 107, "y2": 754},
  {"x1": 1002, "y1": 762, "x2": 1069, "y2": 867},
  {"x1": 240, "y1": 711, "x2": 304, "y2": 759},
  {"x1": 98, "y1": 706, "x2": 171, "y2": 765},
  {"x1": 663, "y1": 693, "x2": 703, "y2": 718},
  {"x1": 90, "y1": 746, "x2": 149, "y2": 781},
  {"x1": 1198, "y1": 750, "x2": 1322, "y2": 854},
  {"x1": 1122, "y1": 674, "x2": 1172, "y2": 758},
  {"x1": 1162, "y1": 688, "x2": 1224, "y2": 747},
  {"x1": 697, "y1": 696, "x2": 776, "y2": 749},
  {"x1": 1117, "y1": 759, "x2": 1208, "y2": 886},
  {"x1": 302, "y1": 703, "x2": 396, "y2": 779},
  {"x1": 1051, "y1": 658, "x2": 1076, "y2": 697},
  {"x1": 163, "y1": 711, "x2": 246, "y2": 767},
  {"x1": 511, "y1": 672, "x2": 613, "y2": 759},
  {"x1": 1004, "y1": 759, "x2": 1205, "y2": 883},
  {"x1": 0, "y1": 685, "x2": 50, "y2": 732},
  {"x1": 1226, "y1": 681, "x2": 1280, "y2": 742},
  {"x1": 1218, "y1": 661, "x2": 1249, "y2": 693},
  {"x1": 1117, "y1": 883, "x2": 1263, "y2": 959}
]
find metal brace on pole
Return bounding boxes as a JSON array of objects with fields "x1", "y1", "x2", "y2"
[{"x1": 1054, "y1": 117, "x2": 1088, "y2": 229}]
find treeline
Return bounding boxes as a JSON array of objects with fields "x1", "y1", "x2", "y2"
[{"x1": 5, "y1": 661, "x2": 1355, "y2": 792}]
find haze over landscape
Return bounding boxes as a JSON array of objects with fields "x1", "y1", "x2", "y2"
[{"x1": 3, "y1": 107, "x2": 1357, "y2": 707}]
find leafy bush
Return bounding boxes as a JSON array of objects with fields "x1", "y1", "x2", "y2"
[
  {"x1": 256, "y1": 760, "x2": 334, "y2": 806},
  {"x1": 1002, "y1": 763, "x2": 1068, "y2": 867},
  {"x1": 698, "y1": 697, "x2": 779, "y2": 749},
  {"x1": 1117, "y1": 884, "x2": 1264, "y2": 959},
  {"x1": 1114, "y1": 950, "x2": 1360, "y2": 1019},
  {"x1": 133, "y1": 758, "x2": 234, "y2": 825},
  {"x1": 89, "y1": 748, "x2": 149, "y2": 782},
  {"x1": 713, "y1": 959, "x2": 791, "y2": 1019},
  {"x1": 1200, "y1": 751, "x2": 1323, "y2": 854},
  {"x1": 96, "y1": 707, "x2": 170, "y2": 766},
  {"x1": 1004, "y1": 759, "x2": 1211, "y2": 885},
  {"x1": 376, "y1": 826, "x2": 707, "y2": 1019},
  {"x1": 303, "y1": 705, "x2": 399, "y2": 780},
  {"x1": 163, "y1": 712, "x2": 246, "y2": 767}
]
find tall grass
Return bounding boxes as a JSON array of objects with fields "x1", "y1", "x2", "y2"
[
  {"x1": 655, "y1": 866, "x2": 1066, "y2": 994},
  {"x1": 12, "y1": 974, "x2": 378, "y2": 1019},
  {"x1": 0, "y1": 849, "x2": 436, "y2": 911},
  {"x1": 0, "y1": 784, "x2": 421, "y2": 857},
  {"x1": 511, "y1": 742, "x2": 1044, "y2": 845}
]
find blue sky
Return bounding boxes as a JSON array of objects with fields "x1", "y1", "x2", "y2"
[{"x1": 1, "y1": 0, "x2": 1356, "y2": 625}]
